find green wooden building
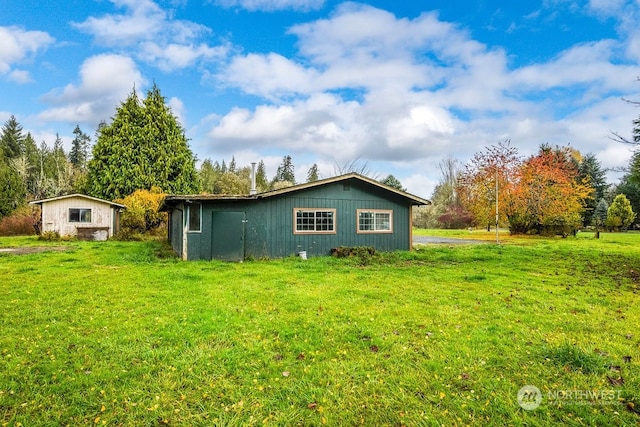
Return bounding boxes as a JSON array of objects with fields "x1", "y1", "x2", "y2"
[{"x1": 161, "y1": 173, "x2": 430, "y2": 261}]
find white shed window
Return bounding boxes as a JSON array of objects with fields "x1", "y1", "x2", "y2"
[
  {"x1": 188, "y1": 203, "x2": 201, "y2": 232},
  {"x1": 357, "y1": 209, "x2": 393, "y2": 233},
  {"x1": 69, "y1": 208, "x2": 92, "y2": 223},
  {"x1": 294, "y1": 208, "x2": 336, "y2": 234}
]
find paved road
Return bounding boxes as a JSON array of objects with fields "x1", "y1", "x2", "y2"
[{"x1": 413, "y1": 236, "x2": 488, "y2": 245}]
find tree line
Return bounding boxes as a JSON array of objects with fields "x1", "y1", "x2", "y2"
[
  {"x1": 0, "y1": 117, "x2": 91, "y2": 219},
  {"x1": 2, "y1": 81, "x2": 639, "y2": 236},
  {"x1": 0, "y1": 83, "x2": 408, "y2": 236},
  {"x1": 415, "y1": 141, "x2": 638, "y2": 235}
]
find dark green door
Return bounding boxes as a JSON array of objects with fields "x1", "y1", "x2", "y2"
[{"x1": 211, "y1": 211, "x2": 245, "y2": 261}]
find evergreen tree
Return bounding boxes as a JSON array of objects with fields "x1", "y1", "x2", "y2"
[
  {"x1": 23, "y1": 133, "x2": 38, "y2": 169},
  {"x1": 51, "y1": 134, "x2": 67, "y2": 185},
  {"x1": 593, "y1": 199, "x2": 609, "y2": 225},
  {"x1": 228, "y1": 156, "x2": 236, "y2": 173},
  {"x1": 273, "y1": 155, "x2": 295, "y2": 185},
  {"x1": 380, "y1": 174, "x2": 406, "y2": 191},
  {"x1": 255, "y1": 160, "x2": 268, "y2": 192},
  {"x1": 0, "y1": 115, "x2": 25, "y2": 159},
  {"x1": 615, "y1": 174, "x2": 640, "y2": 220},
  {"x1": 0, "y1": 161, "x2": 26, "y2": 218},
  {"x1": 199, "y1": 159, "x2": 219, "y2": 193},
  {"x1": 593, "y1": 198, "x2": 608, "y2": 238},
  {"x1": 578, "y1": 153, "x2": 608, "y2": 226},
  {"x1": 606, "y1": 194, "x2": 636, "y2": 230},
  {"x1": 88, "y1": 84, "x2": 200, "y2": 200},
  {"x1": 69, "y1": 125, "x2": 91, "y2": 170},
  {"x1": 306, "y1": 163, "x2": 319, "y2": 182}
]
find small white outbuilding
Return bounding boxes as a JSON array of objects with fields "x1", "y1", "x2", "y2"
[{"x1": 30, "y1": 194, "x2": 125, "y2": 240}]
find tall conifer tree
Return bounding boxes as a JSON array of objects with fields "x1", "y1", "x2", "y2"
[{"x1": 88, "y1": 84, "x2": 199, "y2": 199}]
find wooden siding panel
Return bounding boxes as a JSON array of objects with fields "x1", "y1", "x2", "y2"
[
  {"x1": 169, "y1": 207, "x2": 183, "y2": 257},
  {"x1": 41, "y1": 197, "x2": 115, "y2": 237},
  {"x1": 176, "y1": 179, "x2": 417, "y2": 260}
]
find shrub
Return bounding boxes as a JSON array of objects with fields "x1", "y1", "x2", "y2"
[
  {"x1": 115, "y1": 187, "x2": 167, "y2": 237},
  {"x1": 331, "y1": 246, "x2": 376, "y2": 265},
  {"x1": 39, "y1": 231, "x2": 61, "y2": 241},
  {"x1": 0, "y1": 206, "x2": 37, "y2": 236}
]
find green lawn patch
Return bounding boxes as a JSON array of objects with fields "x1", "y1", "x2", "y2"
[{"x1": 0, "y1": 235, "x2": 639, "y2": 425}]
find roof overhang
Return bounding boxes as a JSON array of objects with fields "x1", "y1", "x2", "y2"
[
  {"x1": 29, "y1": 193, "x2": 126, "y2": 209},
  {"x1": 162, "y1": 173, "x2": 431, "y2": 209}
]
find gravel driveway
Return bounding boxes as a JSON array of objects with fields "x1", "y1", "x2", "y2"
[{"x1": 413, "y1": 236, "x2": 488, "y2": 245}]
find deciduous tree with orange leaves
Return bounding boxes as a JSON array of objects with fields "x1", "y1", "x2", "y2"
[
  {"x1": 459, "y1": 143, "x2": 592, "y2": 235},
  {"x1": 508, "y1": 145, "x2": 591, "y2": 235},
  {"x1": 457, "y1": 140, "x2": 520, "y2": 231}
]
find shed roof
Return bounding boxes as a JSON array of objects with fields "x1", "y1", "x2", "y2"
[
  {"x1": 163, "y1": 173, "x2": 431, "y2": 207},
  {"x1": 29, "y1": 193, "x2": 126, "y2": 209}
]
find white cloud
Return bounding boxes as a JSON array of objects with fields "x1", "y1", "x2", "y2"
[
  {"x1": 214, "y1": 0, "x2": 325, "y2": 12},
  {"x1": 222, "y1": 53, "x2": 318, "y2": 99},
  {"x1": 587, "y1": 0, "x2": 627, "y2": 17},
  {"x1": 140, "y1": 42, "x2": 228, "y2": 72},
  {"x1": 511, "y1": 40, "x2": 636, "y2": 93},
  {"x1": 0, "y1": 26, "x2": 54, "y2": 76},
  {"x1": 402, "y1": 173, "x2": 439, "y2": 199},
  {"x1": 204, "y1": 2, "x2": 640, "y2": 182},
  {"x1": 0, "y1": 112, "x2": 12, "y2": 123},
  {"x1": 72, "y1": 0, "x2": 166, "y2": 46},
  {"x1": 38, "y1": 54, "x2": 144, "y2": 125},
  {"x1": 73, "y1": 0, "x2": 226, "y2": 71},
  {"x1": 209, "y1": 93, "x2": 367, "y2": 161},
  {"x1": 168, "y1": 96, "x2": 186, "y2": 125},
  {"x1": 7, "y1": 69, "x2": 33, "y2": 84}
]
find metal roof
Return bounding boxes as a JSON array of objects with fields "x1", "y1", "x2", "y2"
[
  {"x1": 29, "y1": 193, "x2": 126, "y2": 208},
  {"x1": 163, "y1": 173, "x2": 431, "y2": 206}
]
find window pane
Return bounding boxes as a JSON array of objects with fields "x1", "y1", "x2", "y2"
[
  {"x1": 359, "y1": 212, "x2": 374, "y2": 231},
  {"x1": 316, "y1": 211, "x2": 333, "y2": 231},
  {"x1": 375, "y1": 212, "x2": 390, "y2": 230},
  {"x1": 189, "y1": 203, "x2": 201, "y2": 231},
  {"x1": 81, "y1": 209, "x2": 92, "y2": 223},
  {"x1": 297, "y1": 211, "x2": 314, "y2": 231},
  {"x1": 358, "y1": 210, "x2": 392, "y2": 232},
  {"x1": 69, "y1": 209, "x2": 80, "y2": 222},
  {"x1": 295, "y1": 209, "x2": 334, "y2": 232}
]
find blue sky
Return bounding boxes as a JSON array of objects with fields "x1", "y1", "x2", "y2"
[{"x1": 1, "y1": 0, "x2": 639, "y2": 196}]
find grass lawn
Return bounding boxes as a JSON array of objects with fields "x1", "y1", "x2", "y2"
[{"x1": 0, "y1": 232, "x2": 639, "y2": 426}]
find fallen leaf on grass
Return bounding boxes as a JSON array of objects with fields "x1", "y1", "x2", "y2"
[
  {"x1": 308, "y1": 402, "x2": 317, "y2": 410},
  {"x1": 370, "y1": 345, "x2": 379, "y2": 353},
  {"x1": 282, "y1": 371, "x2": 290, "y2": 377},
  {"x1": 627, "y1": 402, "x2": 640, "y2": 415},
  {"x1": 297, "y1": 353, "x2": 305, "y2": 360},
  {"x1": 607, "y1": 376, "x2": 624, "y2": 386}
]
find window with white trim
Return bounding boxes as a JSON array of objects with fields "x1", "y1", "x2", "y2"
[
  {"x1": 294, "y1": 208, "x2": 336, "y2": 234},
  {"x1": 357, "y1": 209, "x2": 393, "y2": 233},
  {"x1": 69, "y1": 208, "x2": 92, "y2": 223},
  {"x1": 188, "y1": 203, "x2": 201, "y2": 232}
]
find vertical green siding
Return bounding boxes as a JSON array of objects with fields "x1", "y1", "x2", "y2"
[
  {"x1": 171, "y1": 179, "x2": 416, "y2": 260},
  {"x1": 168, "y1": 205, "x2": 183, "y2": 257}
]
